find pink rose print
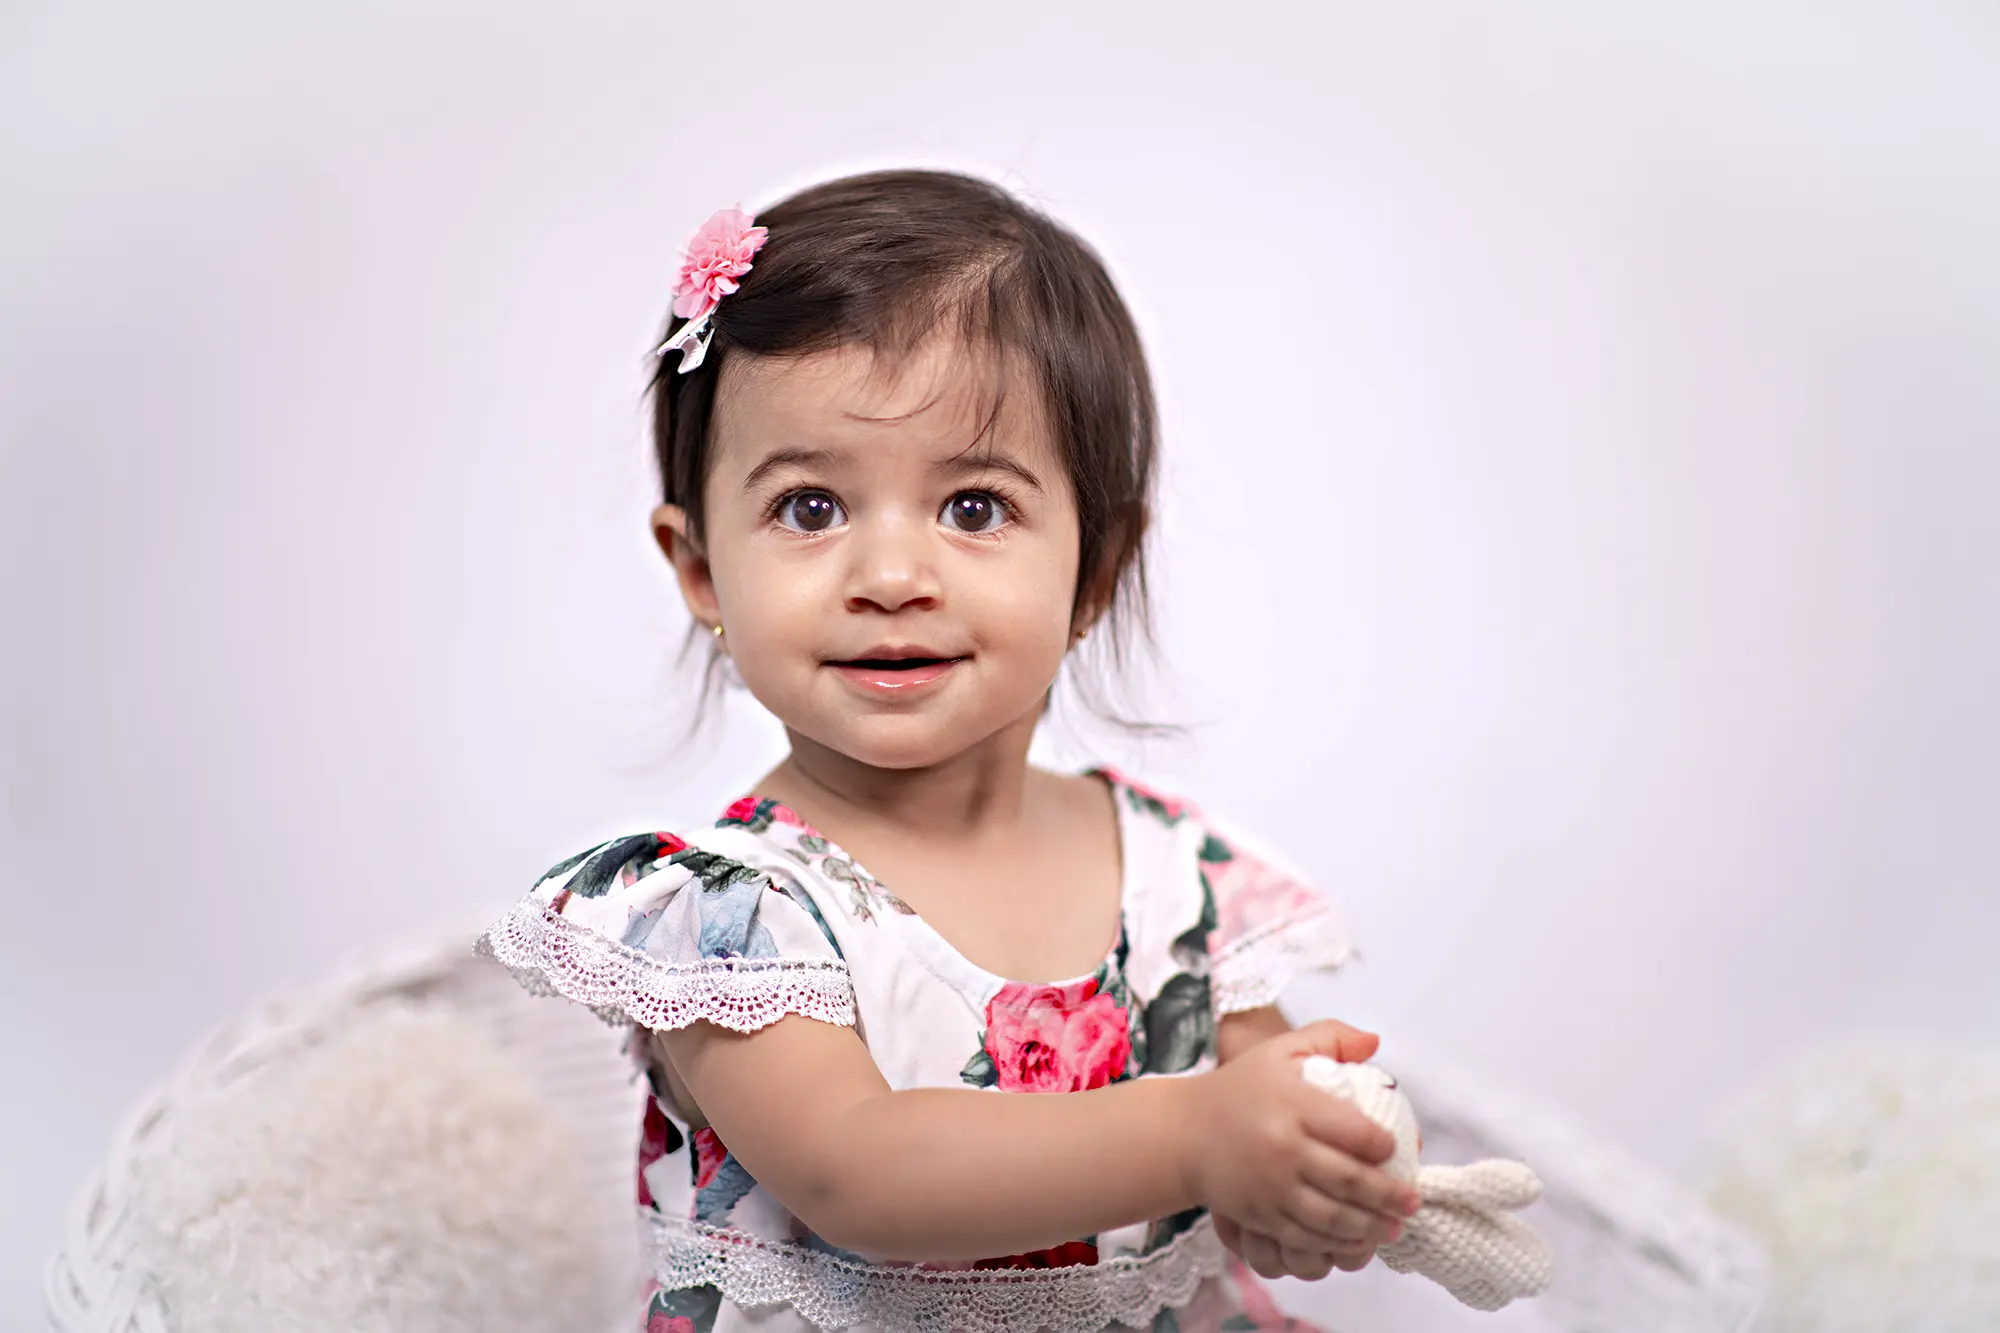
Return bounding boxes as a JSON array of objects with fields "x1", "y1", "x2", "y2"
[
  {"x1": 720, "y1": 797, "x2": 805, "y2": 831},
  {"x1": 983, "y1": 977, "x2": 1132, "y2": 1093},
  {"x1": 1206, "y1": 846, "x2": 1323, "y2": 952},
  {"x1": 692, "y1": 1126, "x2": 728, "y2": 1190},
  {"x1": 647, "y1": 1315, "x2": 696, "y2": 1333},
  {"x1": 671, "y1": 207, "x2": 769, "y2": 320},
  {"x1": 637, "y1": 1096, "x2": 675, "y2": 1207}
]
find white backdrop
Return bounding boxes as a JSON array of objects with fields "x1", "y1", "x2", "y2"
[{"x1": 4, "y1": 1, "x2": 1997, "y2": 1326}]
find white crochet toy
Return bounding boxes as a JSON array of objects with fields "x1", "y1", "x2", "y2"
[{"x1": 1301, "y1": 1056, "x2": 1555, "y2": 1311}]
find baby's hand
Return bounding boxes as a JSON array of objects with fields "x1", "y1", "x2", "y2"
[
  {"x1": 1213, "y1": 1212, "x2": 1377, "y2": 1280},
  {"x1": 1180, "y1": 1021, "x2": 1420, "y2": 1260}
]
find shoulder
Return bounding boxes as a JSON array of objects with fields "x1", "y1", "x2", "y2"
[
  {"x1": 478, "y1": 818, "x2": 854, "y2": 1034},
  {"x1": 1091, "y1": 766, "x2": 1201, "y2": 831},
  {"x1": 531, "y1": 828, "x2": 743, "y2": 905},
  {"x1": 1092, "y1": 766, "x2": 1308, "y2": 877},
  {"x1": 1095, "y1": 767, "x2": 1354, "y2": 1011}
]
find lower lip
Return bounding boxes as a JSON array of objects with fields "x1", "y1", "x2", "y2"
[{"x1": 829, "y1": 659, "x2": 965, "y2": 693}]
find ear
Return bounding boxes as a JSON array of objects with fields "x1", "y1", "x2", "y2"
[
  {"x1": 1069, "y1": 560, "x2": 1117, "y2": 642},
  {"x1": 652, "y1": 504, "x2": 723, "y2": 630},
  {"x1": 1070, "y1": 599, "x2": 1105, "y2": 644}
]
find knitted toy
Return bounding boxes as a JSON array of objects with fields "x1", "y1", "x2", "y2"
[{"x1": 1301, "y1": 1056, "x2": 1555, "y2": 1311}]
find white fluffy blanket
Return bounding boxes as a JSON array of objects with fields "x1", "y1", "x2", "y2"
[
  {"x1": 135, "y1": 1003, "x2": 618, "y2": 1333},
  {"x1": 1704, "y1": 1040, "x2": 2000, "y2": 1333}
]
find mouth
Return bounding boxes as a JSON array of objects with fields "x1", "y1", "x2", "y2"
[{"x1": 825, "y1": 648, "x2": 968, "y2": 693}]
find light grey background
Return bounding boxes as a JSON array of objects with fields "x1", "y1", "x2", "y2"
[{"x1": 4, "y1": 1, "x2": 1996, "y2": 1327}]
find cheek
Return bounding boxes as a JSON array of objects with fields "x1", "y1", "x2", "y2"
[
  {"x1": 705, "y1": 547, "x2": 828, "y2": 666},
  {"x1": 970, "y1": 545, "x2": 1076, "y2": 651}
]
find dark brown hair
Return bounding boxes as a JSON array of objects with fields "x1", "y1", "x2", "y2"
[{"x1": 650, "y1": 169, "x2": 1159, "y2": 720}]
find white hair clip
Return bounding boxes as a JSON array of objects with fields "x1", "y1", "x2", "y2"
[
  {"x1": 655, "y1": 207, "x2": 768, "y2": 374},
  {"x1": 657, "y1": 310, "x2": 716, "y2": 373}
]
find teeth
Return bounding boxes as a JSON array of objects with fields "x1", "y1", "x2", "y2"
[{"x1": 850, "y1": 658, "x2": 943, "y2": 669}]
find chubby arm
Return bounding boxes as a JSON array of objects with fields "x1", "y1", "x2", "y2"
[
  {"x1": 660, "y1": 1011, "x2": 1405, "y2": 1263},
  {"x1": 664, "y1": 1015, "x2": 1194, "y2": 1259},
  {"x1": 1217, "y1": 1004, "x2": 1295, "y2": 1063}
]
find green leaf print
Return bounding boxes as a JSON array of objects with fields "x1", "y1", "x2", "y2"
[
  {"x1": 1198, "y1": 832, "x2": 1233, "y2": 864},
  {"x1": 671, "y1": 848, "x2": 767, "y2": 895},
  {"x1": 1094, "y1": 959, "x2": 1146, "y2": 1077},
  {"x1": 1172, "y1": 870, "x2": 1219, "y2": 968},
  {"x1": 820, "y1": 856, "x2": 879, "y2": 922},
  {"x1": 960, "y1": 1047, "x2": 999, "y2": 1089},
  {"x1": 1123, "y1": 787, "x2": 1185, "y2": 827},
  {"x1": 532, "y1": 838, "x2": 610, "y2": 891},
  {"x1": 1146, "y1": 1205, "x2": 1208, "y2": 1253},
  {"x1": 1142, "y1": 972, "x2": 1216, "y2": 1074}
]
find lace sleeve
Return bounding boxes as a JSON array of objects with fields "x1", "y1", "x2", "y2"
[{"x1": 478, "y1": 831, "x2": 855, "y2": 1033}]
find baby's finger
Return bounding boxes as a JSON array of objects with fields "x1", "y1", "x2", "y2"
[
  {"x1": 1299, "y1": 1093, "x2": 1399, "y2": 1167},
  {"x1": 1279, "y1": 1244, "x2": 1337, "y2": 1282},
  {"x1": 1289, "y1": 1018, "x2": 1380, "y2": 1065},
  {"x1": 1212, "y1": 1212, "x2": 1246, "y2": 1258},
  {"x1": 1280, "y1": 1187, "x2": 1402, "y2": 1246},
  {"x1": 1332, "y1": 1242, "x2": 1376, "y2": 1273},
  {"x1": 1262, "y1": 1216, "x2": 1360, "y2": 1258},
  {"x1": 1302, "y1": 1142, "x2": 1422, "y2": 1223},
  {"x1": 1239, "y1": 1229, "x2": 1287, "y2": 1280}
]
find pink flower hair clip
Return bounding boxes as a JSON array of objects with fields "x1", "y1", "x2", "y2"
[{"x1": 656, "y1": 206, "x2": 769, "y2": 374}]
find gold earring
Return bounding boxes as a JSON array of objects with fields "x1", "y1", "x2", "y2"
[{"x1": 712, "y1": 623, "x2": 725, "y2": 640}]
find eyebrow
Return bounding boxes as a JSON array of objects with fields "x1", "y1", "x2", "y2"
[
  {"x1": 935, "y1": 451, "x2": 1046, "y2": 494},
  {"x1": 740, "y1": 447, "x2": 842, "y2": 493},
  {"x1": 737, "y1": 445, "x2": 1048, "y2": 494}
]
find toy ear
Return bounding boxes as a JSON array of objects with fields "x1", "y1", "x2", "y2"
[{"x1": 1415, "y1": 1160, "x2": 1544, "y2": 1211}]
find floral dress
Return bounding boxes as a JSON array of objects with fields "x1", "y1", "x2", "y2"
[{"x1": 479, "y1": 768, "x2": 1354, "y2": 1333}]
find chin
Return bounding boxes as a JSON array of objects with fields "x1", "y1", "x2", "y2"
[
  {"x1": 815, "y1": 726, "x2": 971, "y2": 771},
  {"x1": 797, "y1": 711, "x2": 1007, "y2": 771}
]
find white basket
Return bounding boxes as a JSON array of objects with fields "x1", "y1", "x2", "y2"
[
  {"x1": 44, "y1": 925, "x2": 649, "y2": 1333},
  {"x1": 1390, "y1": 1056, "x2": 1768, "y2": 1333},
  {"x1": 46, "y1": 931, "x2": 1766, "y2": 1333}
]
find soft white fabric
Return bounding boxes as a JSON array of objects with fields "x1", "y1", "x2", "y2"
[
  {"x1": 133, "y1": 1004, "x2": 616, "y2": 1333},
  {"x1": 1703, "y1": 1041, "x2": 2000, "y2": 1333},
  {"x1": 1301, "y1": 1055, "x2": 1555, "y2": 1312}
]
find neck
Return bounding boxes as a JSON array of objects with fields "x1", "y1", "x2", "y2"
[{"x1": 762, "y1": 712, "x2": 1044, "y2": 841}]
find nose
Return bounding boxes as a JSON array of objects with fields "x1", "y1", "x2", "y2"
[{"x1": 842, "y1": 509, "x2": 941, "y2": 615}]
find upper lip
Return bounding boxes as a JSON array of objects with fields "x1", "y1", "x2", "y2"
[{"x1": 828, "y1": 645, "x2": 964, "y2": 663}]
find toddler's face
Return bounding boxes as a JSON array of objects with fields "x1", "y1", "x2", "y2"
[{"x1": 659, "y1": 336, "x2": 1084, "y2": 770}]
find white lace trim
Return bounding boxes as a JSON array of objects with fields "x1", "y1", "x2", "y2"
[
  {"x1": 1210, "y1": 905, "x2": 1353, "y2": 1014},
  {"x1": 642, "y1": 1213, "x2": 1226, "y2": 1333},
  {"x1": 477, "y1": 898, "x2": 855, "y2": 1032}
]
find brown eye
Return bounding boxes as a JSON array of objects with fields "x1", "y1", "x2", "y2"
[
  {"x1": 777, "y1": 491, "x2": 845, "y2": 533},
  {"x1": 941, "y1": 491, "x2": 1007, "y2": 534}
]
